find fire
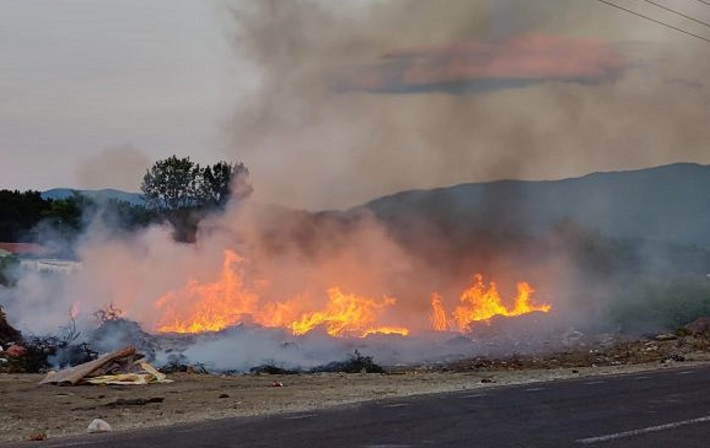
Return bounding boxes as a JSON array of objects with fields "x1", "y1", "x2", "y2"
[
  {"x1": 290, "y1": 288, "x2": 408, "y2": 338},
  {"x1": 70, "y1": 302, "x2": 81, "y2": 320},
  {"x1": 429, "y1": 293, "x2": 448, "y2": 332},
  {"x1": 430, "y1": 274, "x2": 551, "y2": 332},
  {"x1": 152, "y1": 250, "x2": 550, "y2": 337},
  {"x1": 155, "y1": 250, "x2": 261, "y2": 333},
  {"x1": 154, "y1": 250, "x2": 408, "y2": 337}
]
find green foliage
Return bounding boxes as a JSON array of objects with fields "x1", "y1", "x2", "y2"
[
  {"x1": 610, "y1": 276, "x2": 710, "y2": 332},
  {"x1": 141, "y1": 156, "x2": 250, "y2": 212},
  {"x1": 201, "y1": 161, "x2": 251, "y2": 208},
  {"x1": 39, "y1": 194, "x2": 89, "y2": 240},
  {"x1": 0, "y1": 253, "x2": 18, "y2": 286},
  {"x1": 0, "y1": 190, "x2": 100, "y2": 245},
  {"x1": 140, "y1": 156, "x2": 251, "y2": 242},
  {"x1": 553, "y1": 218, "x2": 640, "y2": 279},
  {"x1": 0, "y1": 190, "x2": 47, "y2": 241},
  {"x1": 141, "y1": 156, "x2": 203, "y2": 211},
  {"x1": 100, "y1": 199, "x2": 158, "y2": 231}
]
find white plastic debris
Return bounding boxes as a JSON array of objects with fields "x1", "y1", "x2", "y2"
[{"x1": 87, "y1": 419, "x2": 112, "y2": 434}]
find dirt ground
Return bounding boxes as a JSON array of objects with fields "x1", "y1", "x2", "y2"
[{"x1": 2, "y1": 344, "x2": 710, "y2": 444}]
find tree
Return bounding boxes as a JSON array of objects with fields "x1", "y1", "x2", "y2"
[
  {"x1": 141, "y1": 156, "x2": 251, "y2": 212},
  {"x1": 0, "y1": 190, "x2": 48, "y2": 242},
  {"x1": 200, "y1": 161, "x2": 251, "y2": 208},
  {"x1": 141, "y1": 156, "x2": 202, "y2": 211},
  {"x1": 140, "y1": 156, "x2": 251, "y2": 242}
]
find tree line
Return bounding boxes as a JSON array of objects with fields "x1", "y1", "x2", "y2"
[{"x1": 0, "y1": 156, "x2": 251, "y2": 245}]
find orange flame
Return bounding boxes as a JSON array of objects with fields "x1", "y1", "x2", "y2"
[
  {"x1": 431, "y1": 274, "x2": 551, "y2": 332},
  {"x1": 429, "y1": 293, "x2": 448, "y2": 332},
  {"x1": 154, "y1": 250, "x2": 408, "y2": 337},
  {"x1": 156, "y1": 250, "x2": 261, "y2": 333},
  {"x1": 152, "y1": 251, "x2": 549, "y2": 337},
  {"x1": 70, "y1": 302, "x2": 81, "y2": 319},
  {"x1": 290, "y1": 288, "x2": 407, "y2": 338}
]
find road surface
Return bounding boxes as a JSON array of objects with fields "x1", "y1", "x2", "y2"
[{"x1": 10, "y1": 364, "x2": 710, "y2": 447}]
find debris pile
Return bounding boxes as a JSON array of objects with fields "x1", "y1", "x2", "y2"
[
  {"x1": 0, "y1": 306, "x2": 24, "y2": 368},
  {"x1": 434, "y1": 330, "x2": 710, "y2": 373},
  {"x1": 40, "y1": 346, "x2": 172, "y2": 386},
  {"x1": 684, "y1": 317, "x2": 710, "y2": 335}
]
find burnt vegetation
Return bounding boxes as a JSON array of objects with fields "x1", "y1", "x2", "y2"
[{"x1": 311, "y1": 350, "x2": 385, "y2": 374}]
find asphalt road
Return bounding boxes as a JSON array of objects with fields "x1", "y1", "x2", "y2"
[{"x1": 10, "y1": 365, "x2": 710, "y2": 448}]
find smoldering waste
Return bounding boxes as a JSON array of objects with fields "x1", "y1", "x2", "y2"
[{"x1": 5, "y1": 307, "x2": 710, "y2": 378}]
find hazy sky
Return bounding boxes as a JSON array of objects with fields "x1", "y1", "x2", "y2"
[
  {"x1": 1, "y1": 0, "x2": 237, "y2": 192},
  {"x1": 2, "y1": 0, "x2": 709, "y2": 209}
]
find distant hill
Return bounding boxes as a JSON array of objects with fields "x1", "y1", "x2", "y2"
[
  {"x1": 38, "y1": 163, "x2": 710, "y2": 248},
  {"x1": 363, "y1": 163, "x2": 710, "y2": 248},
  {"x1": 41, "y1": 188, "x2": 145, "y2": 206}
]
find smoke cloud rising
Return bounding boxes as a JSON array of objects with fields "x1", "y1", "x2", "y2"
[
  {"x1": 76, "y1": 145, "x2": 151, "y2": 192},
  {"x1": 222, "y1": 0, "x2": 710, "y2": 210},
  {"x1": 0, "y1": 195, "x2": 574, "y2": 370},
  {"x1": 2, "y1": 0, "x2": 709, "y2": 370}
]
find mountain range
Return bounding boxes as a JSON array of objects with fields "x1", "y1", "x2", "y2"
[
  {"x1": 364, "y1": 163, "x2": 710, "y2": 249},
  {"x1": 42, "y1": 163, "x2": 710, "y2": 248},
  {"x1": 41, "y1": 188, "x2": 145, "y2": 206}
]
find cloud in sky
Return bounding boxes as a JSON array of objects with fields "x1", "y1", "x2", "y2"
[
  {"x1": 339, "y1": 34, "x2": 625, "y2": 94},
  {"x1": 223, "y1": 0, "x2": 710, "y2": 209}
]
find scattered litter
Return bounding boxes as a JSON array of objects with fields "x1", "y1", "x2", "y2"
[
  {"x1": 5, "y1": 344, "x2": 26, "y2": 357},
  {"x1": 28, "y1": 431, "x2": 47, "y2": 441},
  {"x1": 271, "y1": 381, "x2": 284, "y2": 387},
  {"x1": 661, "y1": 354, "x2": 686, "y2": 363},
  {"x1": 219, "y1": 393, "x2": 230, "y2": 399},
  {"x1": 87, "y1": 419, "x2": 112, "y2": 434},
  {"x1": 106, "y1": 397, "x2": 164, "y2": 407},
  {"x1": 655, "y1": 333, "x2": 678, "y2": 341},
  {"x1": 39, "y1": 346, "x2": 172, "y2": 386}
]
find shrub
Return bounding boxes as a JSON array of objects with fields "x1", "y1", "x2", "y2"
[{"x1": 312, "y1": 350, "x2": 385, "y2": 373}]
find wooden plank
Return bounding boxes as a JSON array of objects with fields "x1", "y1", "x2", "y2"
[{"x1": 39, "y1": 346, "x2": 136, "y2": 385}]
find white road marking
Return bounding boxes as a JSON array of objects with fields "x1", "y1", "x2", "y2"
[
  {"x1": 461, "y1": 393, "x2": 487, "y2": 399},
  {"x1": 676, "y1": 371, "x2": 695, "y2": 375},
  {"x1": 382, "y1": 403, "x2": 411, "y2": 408},
  {"x1": 285, "y1": 413, "x2": 318, "y2": 420},
  {"x1": 525, "y1": 387, "x2": 545, "y2": 392},
  {"x1": 583, "y1": 381, "x2": 607, "y2": 385},
  {"x1": 576, "y1": 415, "x2": 710, "y2": 444},
  {"x1": 633, "y1": 376, "x2": 651, "y2": 380}
]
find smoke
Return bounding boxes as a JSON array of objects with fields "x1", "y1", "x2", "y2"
[
  {"x1": 76, "y1": 144, "x2": 150, "y2": 192},
  {"x1": 222, "y1": 0, "x2": 710, "y2": 210},
  {"x1": 2, "y1": 0, "x2": 709, "y2": 370},
  {"x1": 0, "y1": 192, "x2": 575, "y2": 369}
]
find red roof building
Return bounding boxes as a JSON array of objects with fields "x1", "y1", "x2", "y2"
[{"x1": 0, "y1": 243, "x2": 56, "y2": 257}]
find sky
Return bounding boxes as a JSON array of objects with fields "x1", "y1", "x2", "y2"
[{"x1": 1, "y1": 0, "x2": 709, "y2": 209}]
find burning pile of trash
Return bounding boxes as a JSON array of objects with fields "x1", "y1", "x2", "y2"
[{"x1": 4, "y1": 304, "x2": 710, "y2": 381}]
